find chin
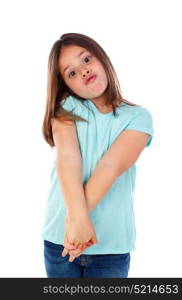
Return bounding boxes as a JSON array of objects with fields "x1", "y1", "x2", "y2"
[{"x1": 93, "y1": 89, "x2": 107, "y2": 99}]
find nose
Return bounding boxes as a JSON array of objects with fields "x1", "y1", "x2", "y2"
[{"x1": 81, "y1": 68, "x2": 90, "y2": 78}]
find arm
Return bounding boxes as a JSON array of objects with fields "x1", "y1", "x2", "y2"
[
  {"x1": 52, "y1": 118, "x2": 88, "y2": 217},
  {"x1": 84, "y1": 130, "x2": 151, "y2": 212},
  {"x1": 52, "y1": 118, "x2": 97, "y2": 246},
  {"x1": 61, "y1": 129, "x2": 151, "y2": 260}
]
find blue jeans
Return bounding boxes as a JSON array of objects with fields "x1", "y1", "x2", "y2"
[{"x1": 44, "y1": 240, "x2": 131, "y2": 278}]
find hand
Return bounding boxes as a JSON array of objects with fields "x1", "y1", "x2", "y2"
[
  {"x1": 62, "y1": 213, "x2": 98, "y2": 262},
  {"x1": 64, "y1": 213, "x2": 97, "y2": 246},
  {"x1": 61, "y1": 234, "x2": 97, "y2": 262}
]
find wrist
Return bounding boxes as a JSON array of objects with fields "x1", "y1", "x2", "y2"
[{"x1": 67, "y1": 205, "x2": 89, "y2": 220}]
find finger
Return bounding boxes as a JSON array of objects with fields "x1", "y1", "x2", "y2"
[
  {"x1": 69, "y1": 255, "x2": 76, "y2": 263},
  {"x1": 76, "y1": 243, "x2": 90, "y2": 251},
  {"x1": 69, "y1": 243, "x2": 91, "y2": 256},
  {"x1": 64, "y1": 234, "x2": 77, "y2": 250},
  {"x1": 64, "y1": 240, "x2": 77, "y2": 250},
  {"x1": 90, "y1": 235, "x2": 99, "y2": 244},
  {"x1": 77, "y1": 243, "x2": 84, "y2": 250},
  {"x1": 75, "y1": 242, "x2": 93, "y2": 253},
  {"x1": 78, "y1": 243, "x2": 88, "y2": 250},
  {"x1": 61, "y1": 247, "x2": 69, "y2": 257},
  {"x1": 72, "y1": 241, "x2": 81, "y2": 248},
  {"x1": 69, "y1": 249, "x2": 84, "y2": 256},
  {"x1": 86, "y1": 241, "x2": 94, "y2": 247}
]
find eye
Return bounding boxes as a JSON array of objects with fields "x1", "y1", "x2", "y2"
[
  {"x1": 84, "y1": 55, "x2": 92, "y2": 63},
  {"x1": 68, "y1": 55, "x2": 92, "y2": 78},
  {"x1": 68, "y1": 70, "x2": 76, "y2": 78}
]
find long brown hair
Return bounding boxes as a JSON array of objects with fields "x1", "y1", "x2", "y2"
[{"x1": 42, "y1": 33, "x2": 137, "y2": 148}]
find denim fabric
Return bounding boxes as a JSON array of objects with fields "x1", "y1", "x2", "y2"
[{"x1": 44, "y1": 240, "x2": 131, "y2": 278}]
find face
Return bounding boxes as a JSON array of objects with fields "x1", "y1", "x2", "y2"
[{"x1": 59, "y1": 45, "x2": 108, "y2": 104}]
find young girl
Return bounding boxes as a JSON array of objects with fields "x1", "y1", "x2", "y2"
[{"x1": 41, "y1": 33, "x2": 154, "y2": 278}]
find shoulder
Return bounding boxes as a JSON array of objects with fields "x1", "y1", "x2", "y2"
[
  {"x1": 120, "y1": 102, "x2": 150, "y2": 113},
  {"x1": 118, "y1": 103, "x2": 153, "y2": 122},
  {"x1": 111, "y1": 103, "x2": 154, "y2": 143}
]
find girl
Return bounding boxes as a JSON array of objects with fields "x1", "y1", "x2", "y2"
[{"x1": 41, "y1": 33, "x2": 154, "y2": 278}]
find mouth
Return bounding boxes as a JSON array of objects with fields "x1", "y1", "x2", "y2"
[{"x1": 85, "y1": 74, "x2": 97, "y2": 85}]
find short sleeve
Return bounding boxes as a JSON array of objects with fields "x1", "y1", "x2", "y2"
[
  {"x1": 124, "y1": 107, "x2": 154, "y2": 147},
  {"x1": 59, "y1": 95, "x2": 76, "y2": 112}
]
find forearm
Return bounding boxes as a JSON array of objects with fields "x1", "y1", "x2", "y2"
[
  {"x1": 83, "y1": 159, "x2": 125, "y2": 213},
  {"x1": 56, "y1": 158, "x2": 88, "y2": 218}
]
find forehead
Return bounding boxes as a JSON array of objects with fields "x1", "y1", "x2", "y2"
[{"x1": 59, "y1": 45, "x2": 88, "y2": 71}]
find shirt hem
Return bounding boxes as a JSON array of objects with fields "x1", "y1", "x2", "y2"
[{"x1": 41, "y1": 234, "x2": 135, "y2": 255}]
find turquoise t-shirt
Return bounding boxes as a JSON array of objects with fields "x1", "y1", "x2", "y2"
[{"x1": 41, "y1": 95, "x2": 154, "y2": 254}]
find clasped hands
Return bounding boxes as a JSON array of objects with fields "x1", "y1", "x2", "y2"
[{"x1": 61, "y1": 212, "x2": 98, "y2": 262}]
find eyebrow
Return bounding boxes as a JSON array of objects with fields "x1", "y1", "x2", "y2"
[{"x1": 63, "y1": 50, "x2": 87, "y2": 74}]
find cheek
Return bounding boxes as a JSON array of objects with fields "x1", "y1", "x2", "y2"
[
  {"x1": 64, "y1": 77, "x2": 76, "y2": 89},
  {"x1": 66, "y1": 78, "x2": 83, "y2": 93},
  {"x1": 94, "y1": 63, "x2": 108, "y2": 83},
  {"x1": 100, "y1": 66, "x2": 107, "y2": 80}
]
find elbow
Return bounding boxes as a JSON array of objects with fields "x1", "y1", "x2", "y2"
[
  {"x1": 101, "y1": 159, "x2": 127, "y2": 178},
  {"x1": 115, "y1": 164, "x2": 128, "y2": 177},
  {"x1": 104, "y1": 157, "x2": 133, "y2": 177},
  {"x1": 115, "y1": 158, "x2": 139, "y2": 176}
]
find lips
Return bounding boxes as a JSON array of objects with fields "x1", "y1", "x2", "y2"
[{"x1": 85, "y1": 74, "x2": 96, "y2": 85}]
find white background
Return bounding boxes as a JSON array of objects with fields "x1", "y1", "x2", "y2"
[{"x1": 0, "y1": 0, "x2": 181, "y2": 277}]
